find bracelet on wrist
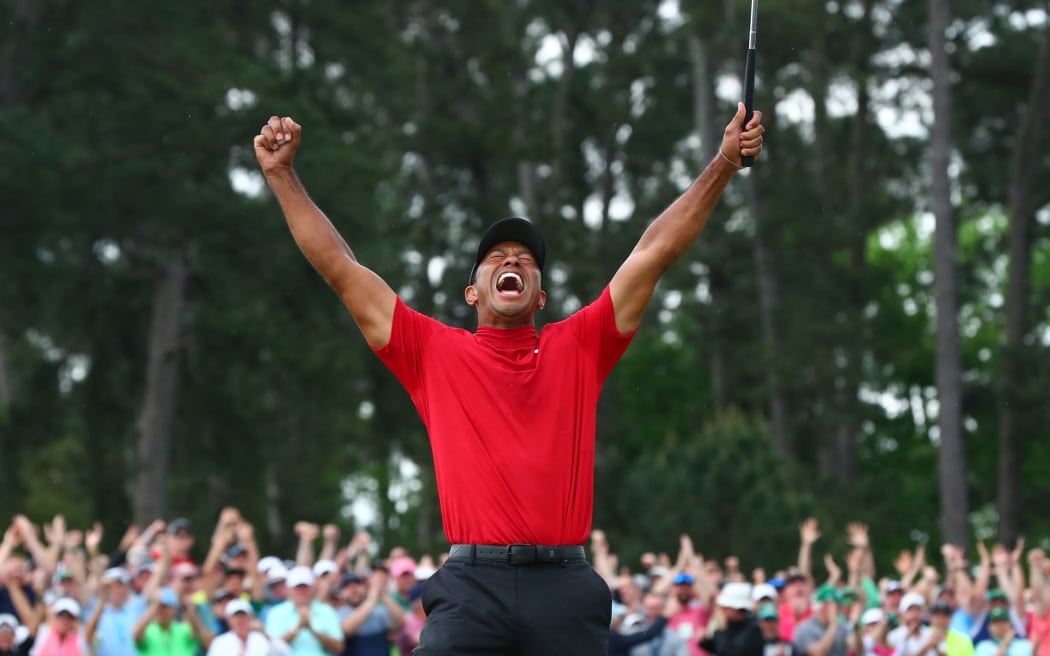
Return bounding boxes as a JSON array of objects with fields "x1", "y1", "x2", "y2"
[{"x1": 719, "y1": 149, "x2": 743, "y2": 169}]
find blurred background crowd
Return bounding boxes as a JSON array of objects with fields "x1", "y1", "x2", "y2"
[{"x1": 0, "y1": 512, "x2": 1046, "y2": 656}]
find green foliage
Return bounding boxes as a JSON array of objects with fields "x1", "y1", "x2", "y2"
[
  {"x1": 0, "y1": 0, "x2": 1048, "y2": 562},
  {"x1": 598, "y1": 409, "x2": 814, "y2": 568},
  {"x1": 21, "y1": 436, "x2": 94, "y2": 527}
]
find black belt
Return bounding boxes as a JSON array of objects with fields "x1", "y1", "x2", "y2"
[{"x1": 449, "y1": 544, "x2": 587, "y2": 565}]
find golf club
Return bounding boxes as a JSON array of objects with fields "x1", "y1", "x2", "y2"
[{"x1": 742, "y1": 0, "x2": 758, "y2": 167}]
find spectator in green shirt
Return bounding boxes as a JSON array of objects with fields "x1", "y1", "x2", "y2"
[{"x1": 132, "y1": 588, "x2": 213, "y2": 656}]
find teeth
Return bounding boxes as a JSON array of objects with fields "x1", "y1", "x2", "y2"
[{"x1": 497, "y1": 272, "x2": 523, "y2": 292}]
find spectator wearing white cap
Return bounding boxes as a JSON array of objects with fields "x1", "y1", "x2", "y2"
[
  {"x1": 699, "y1": 582, "x2": 765, "y2": 656},
  {"x1": 754, "y1": 584, "x2": 779, "y2": 608},
  {"x1": 0, "y1": 569, "x2": 37, "y2": 647},
  {"x1": 885, "y1": 593, "x2": 936, "y2": 656},
  {"x1": 206, "y1": 600, "x2": 271, "y2": 656},
  {"x1": 883, "y1": 582, "x2": 906, "y2": 625},
  {"x1": 0, "y1": 613, "x2": 31, "y2": 656},
  {"x1": 859, "y1": 608, "x2": 893, "y2": 656},
  {"x1": 29, "y1": 597, "x2": 93, "y2": 656},
  {"x1": 256, "y1": 566, "x2": 290, "y2": 625},
  {"x1": 82, "y1": 568, "x2": 146, "y2": 656},
  {"x1": 310, "y1": 562, "x2": 338, "y2": 604},
  {"x1": 263, "y1": 567, "x2": 343, "y2": 656}
]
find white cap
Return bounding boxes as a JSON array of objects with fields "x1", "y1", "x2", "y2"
[
  {"x1": 900, "y1": 592, "x2": 926, "y2": 611},
  {"x1": 286, "y1": 565, "x2": 315, "y2": 588},
  {"x1": 266, "y1": 565, "x2": 289, "y2": 584},
  {"x1": 103, "y1": 567, "x2": 131, "y2": 584},
  {"x1": 0, "y1": 614, "x2": 17, "y2": 631},
  {"x1": 752, "y1": 583, "x2": 777, "y2": 603},
  {"x1": 414, "y1": 565, "x2": 436, "y2": 581},
  {"x1": 257, "y1": 556, "x2": 282, "y2": 574},
  {"x1": 52, "y1": 598, "x2": 82, "y2": 619},
  {"x1": 226, "y1": 599, "x2": 254, "y2": 616},
  {"x1": 716, "y1": 582, "x2": 754, "y2": 610},
  {"x1": 862, "y1": 608, "x2": 884, "y2": 625},
  {"x1": 312, "y1": 559, "x2": 338, "y2": 578}
]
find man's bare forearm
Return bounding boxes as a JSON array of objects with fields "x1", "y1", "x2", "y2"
[
  {"x1": 631, "y1": 156, "x2": 737, "y2": 273},
  {"x1": 266, "y1": 168, "x2": 357, "y2": 276}
]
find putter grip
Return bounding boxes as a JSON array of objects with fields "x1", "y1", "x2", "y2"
[{"x1": 742, "y1": 47, "x2": 756, "y2": 168}]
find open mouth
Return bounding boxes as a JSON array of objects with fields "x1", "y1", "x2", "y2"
[{"x1": 495, "y1": 271, "x2": 524, "y2": 296}]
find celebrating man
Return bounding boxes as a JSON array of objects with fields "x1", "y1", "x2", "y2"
[{"x1": 254, "y1": 100, "x2": 764, "y2": 654}]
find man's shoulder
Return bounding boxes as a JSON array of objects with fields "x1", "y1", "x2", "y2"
[
  {"x1": 309, "y1": 601, "x2": 339, "y2": 617},
  {"x1": 265, "y1": 601, "x2": 295, "y2": 619},
  {"x1": 793, "y1": 619, "x2": 823, "y2": 641}
]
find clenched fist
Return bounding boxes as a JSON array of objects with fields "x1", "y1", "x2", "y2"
[{"x1": 255, "y1": 115, "x2": 302, "y2": 175}]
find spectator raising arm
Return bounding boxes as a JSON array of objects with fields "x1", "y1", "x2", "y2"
[
  {"x1": 799, "y1": 518, "x2": 822, "y2": 582},
  {"x1": 590, "y1": 530, "x2": 619, "y2": 588},
  {"x1": 1028, "y1": 549, "x2": 1047, "y2": 617},
  {"x1": 5, "y1": 568, "x2": 40, "y2": 637},
  {"x1": 973, "y1": 542, "x2": 992, "y2": 607},
  {"x1": 132, "y1": 598, "x2": 160, "y2": 646},
  {"x1": 14, "y1": 516, "x2": 54, "y2": 573},
  {"x1": 825, "y1": 555, "x2": 843, "y2": 588},
  {"x1": 234, "y1": 521, "x2": 265, "y2": 601},
  {"x1": 1008, "y1": 540, "x2": 1026, "y2": 615},
  {"x1": 202, "y1": 508, "x2": 241, "y2": 584},
  {"x1": 83, "y1": 583, "x2": 108, "y2": 646},
  {"x1": 294, "y1": 523, "x2": 320, "y2": 568},
  {"x1": 184, "y1": 592, "x2": 215, "y2": 649},
  {"x1": 318, "y1": 525, "x2": 340, "y2": 563}
]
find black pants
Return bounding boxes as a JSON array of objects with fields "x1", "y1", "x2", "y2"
[{"x1": 415, "y1": 555, "x2": 611, "y2": 655}]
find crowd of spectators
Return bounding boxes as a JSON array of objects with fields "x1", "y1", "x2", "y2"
[
  {"x1": 593, "y1": 520, "x2": 1048, "y2": 656},
  {"x1": 0, "y1": 512, "x2": 1046, "y2": 656}
]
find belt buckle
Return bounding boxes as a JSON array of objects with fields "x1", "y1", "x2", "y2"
[{"x1": 506, "y1": 544, "x2": 536, "y2": 565}]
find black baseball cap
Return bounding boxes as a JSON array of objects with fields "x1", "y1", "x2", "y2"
[{"x1": 468, "y1": 217, "x2": 546, "y2": 284}]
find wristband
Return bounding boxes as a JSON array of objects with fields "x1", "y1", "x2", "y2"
[{"x1": 719, "y1": 149, "x2": 743, "y2": 169}]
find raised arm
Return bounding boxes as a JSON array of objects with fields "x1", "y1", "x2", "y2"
[
  {"x1": 255, "y1": 116, "x2": 396, "y2": 349},
  {"x1": 319, "y1": 525, "x2": 340, "y2": 563},
  {"x1": 294, "y1": 523, "x2": 319, "y2": 567},
  {"x1": 608, "y1": 103, "x2": 763, "y2": 334},
  {"x1": 133, "y1": 600, "x2": 159, "y2": 645},
  {"x1": 5, "y1": 570, "x2": 40, "y2": 636},
  {"x1": 83, "y1": 584, "x2": 109, "y2": 646},
  {"x1": 14, "y1": 516, "x2": 55, "y2": 573},
  {"x1": 1028, "y1": 548, "x2": 1047, "y2": 617},
  {"x1": 798, "y1": 518, "x2": 821, "y2": 581}
]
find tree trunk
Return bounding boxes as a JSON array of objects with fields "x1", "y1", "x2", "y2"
[
  {"x1": 265, "y1": 464, "x2": 284, "y2": 546},
  {"x1": 808, "y1": 41, "x2": 841, "y2": 480},
  {"x1": 996, "y1": 19, "x2": 1050, "y2": 546},
  {"x1": 688, "y1": 35, "x2": 729, "y2": 408},
  {"x1": 750, "y1": 177, "x2": 791, "y2": 457},
  {"x1": 132, "y1": 256, "x2": 187, "y2": 524},
  {"x1": 833, "y1": 0, "x2": 877, "y2": 485},
  {"x1": 928, "y1": 0, "x2": 969, "y2": 547},
  {"x1": 0, "y1": 336, "x2": 11, "y2": 408}
]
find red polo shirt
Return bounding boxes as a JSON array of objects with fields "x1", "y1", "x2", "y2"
[{"x1": 373, "y1": 286, "x2": 634, "y2": 546}]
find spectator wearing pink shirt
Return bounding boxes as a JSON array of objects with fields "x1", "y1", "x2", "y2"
[
  {"x1": 668, "y1": 573, "x2": 712, "y2": 656},
  {"x1": 779, "y1": 574, "x2": 813, "y2": 642},
  {"x1": 1026, "y1": 549, "x2": 1049, "y2": 656}
]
